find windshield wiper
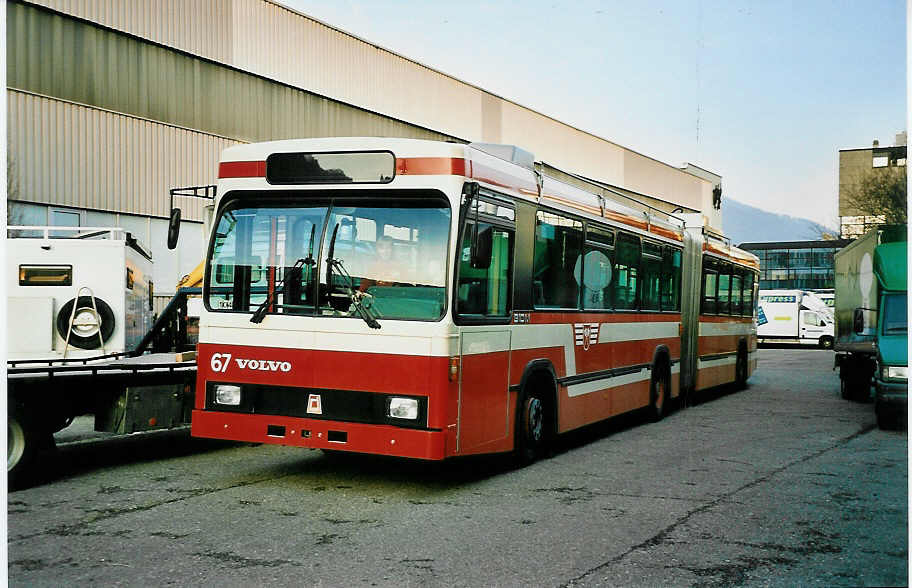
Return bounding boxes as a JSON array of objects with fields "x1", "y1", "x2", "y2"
[
  {"x1": 325, "y1": 223, "x2": 381, "y2": 329},
  {"x1": 250, "y1": 258, "x2": 307, "y2": 324},
  {"x1": 327, "y1": 258, "x2": 381, "y2": 329}
]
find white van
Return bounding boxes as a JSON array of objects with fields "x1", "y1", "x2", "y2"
[
  {"x1": 7, "y1": 226, "x2": 153, "y2": 361},
  {"x1": 758, "y1": 289, "x2": 835, "y2": 348}
]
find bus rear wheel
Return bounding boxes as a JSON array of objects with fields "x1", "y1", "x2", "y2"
[
  {"x1": 735, "y1": 348, "x2": 748, "y2": 391},
  {"x1": 648, "y1": 365, "x2": 670, "y2": 422}
]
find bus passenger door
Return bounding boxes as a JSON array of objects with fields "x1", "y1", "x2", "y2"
[
  {"x1": 454, "y1": 210, "x2": 515, "y2": 454},
  {"x1": 458, "y1": 331, "x2": 511, "y2": 453}
]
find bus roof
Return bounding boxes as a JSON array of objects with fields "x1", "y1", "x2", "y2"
[{"x1": 217, "y1": 136, "x2": 757, "y2": 264}]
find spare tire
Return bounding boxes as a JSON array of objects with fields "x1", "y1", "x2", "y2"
[{"x1": 56, "y1": 296, "x2": 116, "y2": 350}]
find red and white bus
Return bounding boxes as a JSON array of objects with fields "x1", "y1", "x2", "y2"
[{"x1": 187, "y1": 137, "x2": 759, "y2": 462}]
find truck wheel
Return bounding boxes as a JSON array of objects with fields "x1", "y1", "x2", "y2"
[
  {"x1": 818, "y1": 336, "x2": 834, "y2": 350},
  {"x1": 56, "y1": 296, "x2": 116, "y2": 350},
  {"x1": 8, "y1": 401, "x2": 55, "y2": 489},
  {"x1": 839, "y1": 361, "x2": 872, "y2": 402},
  {"x1": 876, "y1": 402, "x2": 899, "y2": 430}
]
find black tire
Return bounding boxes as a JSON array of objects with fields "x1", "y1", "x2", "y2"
[
  {"x1": 819, "y1": 336, "x2": 834, "y2": 350},
  {"x1": 8, "y1": 399, "x2": 55, "y2": 489},
  {"x1": 876, "y1": 402, "x2": 896, "y2": 430},
  {"x1": 515, "y1": 390, "x2": 546, "y2": 466},
  {"x1": 648, "y1": 363, "x2": 670, "y2": 422},
  {"x1": 841, "y1": 360, "x2": 873, "y2": 402},
  {"x1": 734, "y1": 347, "x2": 748, "y2": 391},
  {"x1": 56, "y1": 296, "x2": 116, "y2": 350}
]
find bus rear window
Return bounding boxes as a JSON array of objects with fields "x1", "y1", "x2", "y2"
[
  {"x1": 19, "y1": 265, "x2": 72, "y2": 286},
  {"x1": 266, "y1": 151, "x2": 395, "y2": 185}
]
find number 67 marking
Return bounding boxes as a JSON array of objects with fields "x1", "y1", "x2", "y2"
[{"x1": 210, "y1": 353, "x2": 232, "y2": 373}]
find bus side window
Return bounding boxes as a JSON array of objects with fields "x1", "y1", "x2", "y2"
[
  {"x1": 743, "y1": 272, "x2": 755, "y2": 317},
  {"x1": 701, "y1": 258, "x2": 718, "y2": 315},
  {"x1": 533, "y1": 211, "x2": 582, "y2": 309},
  {"x1": 640, "y1": 241, "x2": 662, "y2": 311},
  {"x1": 731, "y1": 272, "x2": 743, "y2": 316},
  {"x1": 717, "y1": 263, "x2": 732, "y2": 315},
  {"x1": 660, "y1": 246, "x2": 682, "y2": 311},
  {"x1": 579, "y1": 224, "x2": 614, "y2": 310},
  {"x1": 613, "y1": 232, "x2": 640, "y2": 310},
  {"x1": 456, "y1": 223, "x2": 513, "y2": 317}
]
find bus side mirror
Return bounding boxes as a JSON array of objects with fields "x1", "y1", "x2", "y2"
[
  {"x1": 167, "y1": 208, "x2": 182, "y2": 249},
  {"x1": 471, "y1": 225, "x2": 493, "y2": 269},
  {"x1": 853, "y1": 307, "x2": 864, "y2": 334}
]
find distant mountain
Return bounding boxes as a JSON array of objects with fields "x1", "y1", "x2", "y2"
[{"x1": 722, "y1": 198, "x2": 837, "y2": 246}]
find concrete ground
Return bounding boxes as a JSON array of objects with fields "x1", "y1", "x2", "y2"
[{"x1": 8, "y1": 348, "x2": 908, "y2": 587}]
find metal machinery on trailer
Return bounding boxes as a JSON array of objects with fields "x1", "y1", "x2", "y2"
[
  {"x1": 834, "y1": 225, "x2": 907, "y2": 428},
  {"x1": 7, "y1": 226, "x2": 199, "y2": 486},
  {"x1": 180, "y1": 137, "x2": 759, "y2": 462}
]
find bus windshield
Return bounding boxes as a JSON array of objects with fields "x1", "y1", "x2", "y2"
[
  {"x1": 207, "y1": 194, "x2": 451, "y2": 322},
  {"x1": 882, "y1": 293, "x2": 907, "y2": 335}
]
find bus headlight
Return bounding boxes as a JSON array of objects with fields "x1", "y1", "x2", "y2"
[
  {"x1": 215, "y1": 384, "x2": 242, "y2": 406},
  {"x1": 883, "y1": 366, "x2": 908, "y2": 381},
  {"x1": 388, "y1": 397, "x2": 419, "y2": 420}
]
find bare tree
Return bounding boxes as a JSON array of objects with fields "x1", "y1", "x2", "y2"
[{"x1": 843, "y1": 166, "x2": 907, "y2": 225}]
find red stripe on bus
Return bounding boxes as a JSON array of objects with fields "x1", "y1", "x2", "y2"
[
  {"x1": 395, "y1": 157, "x2": 468, "y2": 176},
  {"x1": 219, "y1": 161, "x2": 266, "y2": 178}
]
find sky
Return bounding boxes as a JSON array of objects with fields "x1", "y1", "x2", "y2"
[{"x1": 281, "y1": 0, "x2": 906, "y2": 228}]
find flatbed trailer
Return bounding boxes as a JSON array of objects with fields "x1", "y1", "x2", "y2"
[{"x1": 7, "y1": 289, "x2": 201, "y2": 487}]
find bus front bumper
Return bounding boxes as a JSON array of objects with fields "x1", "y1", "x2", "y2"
[{"x1": 191, "y1": 410, "x2": 447, "y2": 460}]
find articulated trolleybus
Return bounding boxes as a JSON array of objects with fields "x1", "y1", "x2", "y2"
[{"x1": 187, "y1": 138, "x2": 758, "y2": 463}]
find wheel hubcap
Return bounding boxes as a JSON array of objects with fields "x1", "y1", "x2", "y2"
[
  {"x1": 8, "y1": 419, "x2": 25, "y2": 472},
  {"x1": 71, "y1": 308, "x2": 101, "y2": 338},
  {"x1": 526, "y1": 397, "x2": 543, "y2": 443}
]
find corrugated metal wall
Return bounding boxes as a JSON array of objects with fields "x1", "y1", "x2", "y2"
[
  {"x1": 26, "y1": 0, "x2": 235, "y2": 63},
  {"x1": 19, "y1": 0, "x2": 712, "y2": 213},
  {"x1": 7, "y1": 89, "x2": 239, "y2": 220},
  {"x1": 7, "y1": 2, "x2": 457, "y2": 147}
]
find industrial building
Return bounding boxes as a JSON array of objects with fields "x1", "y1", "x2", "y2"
[
  {"x1": 838, "y1": 132, "x2": 907, "y2": 238},
  {"x1": 8, "y1": 0, "x2": 724, "y2": 306},
  {"x1": 738, "y1": 239, "x2": 853, "y2": 291}
]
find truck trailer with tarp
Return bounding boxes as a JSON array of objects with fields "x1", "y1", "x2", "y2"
[{"x1": 834, "y1": 225, "x2": 907, "y2": 428}]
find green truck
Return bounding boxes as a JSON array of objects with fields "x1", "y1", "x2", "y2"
[{"x1": 833, "y1": 225, "x2": 907, "y2": 429}]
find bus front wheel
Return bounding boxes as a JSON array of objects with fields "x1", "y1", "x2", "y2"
[{"x1": 515, "y1": 382, "x2": 551, "y2": 466}]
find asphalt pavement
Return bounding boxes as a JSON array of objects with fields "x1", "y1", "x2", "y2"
[{"x1": 7, "y1": 348, "x2": 908, "y2": 586}]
